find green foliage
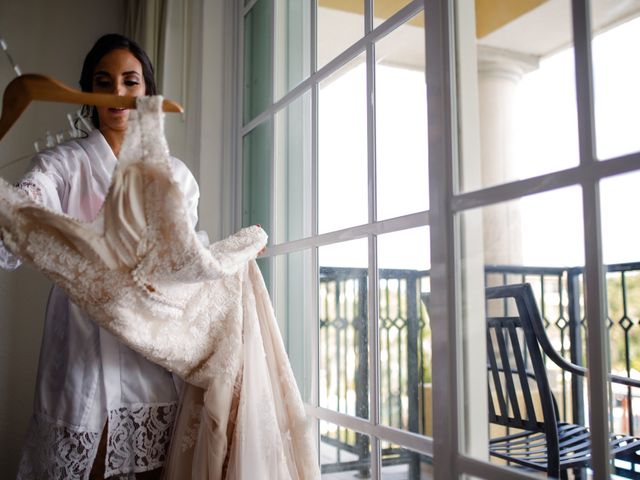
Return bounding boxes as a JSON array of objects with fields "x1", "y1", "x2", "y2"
[{"x1": 606, "y1": 272, "x2": 640, "y2": 373}]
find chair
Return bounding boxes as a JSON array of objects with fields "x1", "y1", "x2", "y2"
[{"x1": 486, "y1": 283, "x2": 640, "y2": 478}]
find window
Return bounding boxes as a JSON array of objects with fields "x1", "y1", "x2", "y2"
[
  {"x1": 239, "y1": 0, "x2": 431, "y2": 477},
  {"x1": 237, "y1": 0, "x2": 640, "y2": 478},
  {"x1": 442, "y1": 1, "x2": 640, "y2": 478}
]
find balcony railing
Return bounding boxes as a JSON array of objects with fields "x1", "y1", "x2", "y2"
[{"x1": 319, "y1": 261, "x2": 640, "y2": 476}]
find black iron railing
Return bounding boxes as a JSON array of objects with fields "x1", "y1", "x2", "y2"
[{"x1": 319, "y1": 262, "x2": 640, "y2": 476}]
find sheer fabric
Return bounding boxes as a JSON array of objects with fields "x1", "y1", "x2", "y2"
[
  {"x1": 1, "y1": 129, "x2": 199, "y2": 479},
  {"x1": 0, "y1": 97, "x2": 319, "y2": 479}
]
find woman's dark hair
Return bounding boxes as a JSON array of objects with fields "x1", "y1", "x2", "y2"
[{"x1": 79, "y1": 33, "x2": 156, "y2": 129}]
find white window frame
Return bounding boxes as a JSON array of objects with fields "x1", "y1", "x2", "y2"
[{"x1": 234, "y1": 0, "x2": 640, "y2": 478}]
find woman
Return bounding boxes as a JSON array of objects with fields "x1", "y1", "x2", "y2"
[{"x1": 0, "y1": 34, "x2": 198, "y2": 480}]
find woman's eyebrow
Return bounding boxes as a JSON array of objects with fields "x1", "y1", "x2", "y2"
[{"x1": 93, "y1": 70, "x2": 141, "y2": 77}]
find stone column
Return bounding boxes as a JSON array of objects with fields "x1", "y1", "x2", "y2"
[{"x1": 477, "y1": 46, "x2": 538, "y2": 267}]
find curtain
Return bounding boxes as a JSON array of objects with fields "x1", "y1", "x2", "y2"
[{"x1": 123, "y1": 0, "x2": 168, "y2": 92}]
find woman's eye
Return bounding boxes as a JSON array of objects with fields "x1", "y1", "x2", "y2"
[
  {"x1": 125, "y1": 80, "x2": 140, "y2": 87},
  {"x1": 95, "y1": 80, "x2": 111, "y2": 88}
]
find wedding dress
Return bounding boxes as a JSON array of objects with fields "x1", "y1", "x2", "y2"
[
  {"x1": 1, "y1": 127, "x2": 199, "y2": 479},
  {"x1": 0, "y1": 96, "x2": 319, "y2": 479}
]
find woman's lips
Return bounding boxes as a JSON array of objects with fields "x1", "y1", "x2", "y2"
[{"x1": 108, "y1": 107, "x2": 127, "y2": 114}]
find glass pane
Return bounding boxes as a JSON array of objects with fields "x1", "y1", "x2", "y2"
[
  {"x1": 373, "y1": 0, "x2": 413, "y2": 27},
  {"x1": 256, "y1": 256, "x2": 272, "y2": 297},
  {"x1": 458, "y1": 187, "x2": 590, "y2": 477},
  {"x1": 243, "y1": 0, "x2": 272, "y2": 124},
  {"x1": 601, "y1": 172, "x2": 640, "y2": 462},
  {"x1": 378, "y1": 227, "x2": 431, "y2": 437},
  {"x1": 381, "y1": 441, "x2": 433, "y2": 479},
  {"x1": 275, "y1": 92, "x2": 312, "y2": 243},
  {"x1": 592, "y1": 11, "x2": 640, "y2": 159},
  {"x1": 242, "y1": 120, "x2": 271, "y2": 235},
  {"x1": 320, "y1": 420, "x2": 371, "y2": 478},
  {"x1": 275, "y1": 0, "x2": 311, "y2": 99},
  {"x1": 456, "y1": 0, "x2": 579, "y2": 193},
  {"x1": 319, "y1": 239, "x2": 369, "y2": 418},
  {"x1": 319, "y1": 54, "x2": 367, "y2": 234},
  {"x1": 274, "y1": 249, "x2": 315, "y2": 403},
  {"x1": 317, "y1": 0, "x2": 364, "y2": 70},
  {"x1": 601, "y1": 171, "x2": 640, "y2": 267},
  {"x1": 375, "y1": 12, "x2": 428, "y2": 220}
]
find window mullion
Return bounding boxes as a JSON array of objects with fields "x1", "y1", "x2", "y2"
[
  {"x1": 310, "y1": 0, "x2": 320, "y2": 416},
  {"x1": 310, "y1": 0, "x2": 318, "y2": 239},
  {"x1": 269, "y1": 0, "x2": 276, "y2": 249},
  {"x1": 365, "y1": 0, "x2": 381, "y2": 476},
  {"x1": 572, "y1": 0, "x2": 611, "y2": 478},
  {"x1": 424, "y1": 0, "x2": 460, "y2": 479},
  {"x1": 236, "y1": 0, "x2": 246, "y2": 231}
]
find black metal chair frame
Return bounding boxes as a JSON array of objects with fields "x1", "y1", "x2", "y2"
[{"x1": 486, "y1": 283, "x2": 640, "y2": 478}]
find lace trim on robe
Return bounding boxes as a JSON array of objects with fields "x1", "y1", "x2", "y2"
[
  {"x1": 16, "y1": 403, "x2": 177, "y2": 480},
  {"x1": 105, "y1": 403, "x2": 177, "y2": 477},
  {"x1": 16, "y1": 413, "x2": 99, "y2": 480}
]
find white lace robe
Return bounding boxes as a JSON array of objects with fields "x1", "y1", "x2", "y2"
[{"x1": 0, "y1": 130, "x2": 200, "y2": 479}]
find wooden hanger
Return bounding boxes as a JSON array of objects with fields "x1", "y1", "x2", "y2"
[{"x1": 0, "y1": 73, "x2": 184, "y2": 141}]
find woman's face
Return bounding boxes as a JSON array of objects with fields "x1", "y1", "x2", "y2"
[{"x1": 92, "y1": 48, "x2": 146, "y2": 134}]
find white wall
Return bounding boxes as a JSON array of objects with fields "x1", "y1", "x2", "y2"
[{"x1": 0, "y1": 0, "x2": 125, "y2": 475}]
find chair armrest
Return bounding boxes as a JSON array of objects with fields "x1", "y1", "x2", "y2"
[{"x1": 488, "y1": 283, "x2": 640, "y2": 390}]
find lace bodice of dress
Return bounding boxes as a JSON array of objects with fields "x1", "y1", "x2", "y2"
[{"x1": 0, "y1": 96, "x2": 267, "y2": 388}]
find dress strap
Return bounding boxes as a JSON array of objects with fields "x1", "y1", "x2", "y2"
[{"x1": 117, "y1": 96, "x2": 171, "y2": 170}]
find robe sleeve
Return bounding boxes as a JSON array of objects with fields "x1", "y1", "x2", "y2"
[
  {"x1": 165, "y1": 159, "x2": 268, "y2": 275},
  {"x1": 0, "y1": 152, "x2": 65, "y2": 270},
  {"x1": 169, "y1": 157, "x2": 199, "y2": 230},
  {"x1": 169, "y1": 157, "x2": 213, "y2": 247}
]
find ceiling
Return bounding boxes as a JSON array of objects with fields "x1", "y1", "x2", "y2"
[
  {"x1": 318, "y1": 0, "x2": 640, "y2": 63},
  {"x1": 478, "y1": 0, "x2": 640, "y2": 57}
]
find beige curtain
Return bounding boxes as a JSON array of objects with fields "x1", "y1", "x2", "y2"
[{"x1": 123, "y1": 0, "x2": 168, "y2": 92}]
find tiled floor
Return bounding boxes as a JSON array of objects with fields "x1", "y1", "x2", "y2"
[
  {"x1": 320, "y1": 442, "x2": 433, "y2": 479},
  {"x1": 321, "y1": 465, "x2": 433, "y2": 480}
]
